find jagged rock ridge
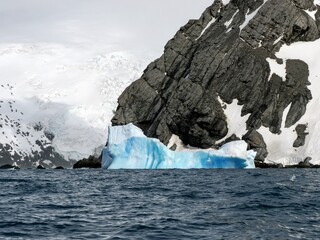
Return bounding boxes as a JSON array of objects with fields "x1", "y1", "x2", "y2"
[{"x1": 112, "y1": 0, "x2": 320, "y2": 164}]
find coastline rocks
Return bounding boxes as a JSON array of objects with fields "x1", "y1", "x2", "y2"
[
  {"x1": 255, "y1": 157, "x2": 320, "y2": 168},
  {"x1": 254, "y1": 161, "x2": 283, "y2": 169},
  {"x1": 0, "y1": 164, "x2": 20, "y2": 170},
  {"x1": 285, "y1": 157, "x2": 317, "y2": 168},
  {"x1": 73, "y1": 155, "x2": 101, "y2": 169},
  {"x1": 111, "y1": 0, "x2": 320, "y2": 163},
  {"x1": 0, "y1": 121, "x2": 73, "y2": 169}
]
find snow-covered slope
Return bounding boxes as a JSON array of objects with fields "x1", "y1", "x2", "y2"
[
  {"x1": 215, "y1": 1, "x2": 320, "y2": 166},
  {"x1": 260, "y1": 40, "x2": 320, "y2": 166},
  {"x1": 0, "y1": 44, "x2": 149, "y2": 167}
]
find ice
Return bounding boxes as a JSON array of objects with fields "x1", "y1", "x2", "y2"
[{"x1": 102, "y1": 124, "x2": 255, "y2": 169}]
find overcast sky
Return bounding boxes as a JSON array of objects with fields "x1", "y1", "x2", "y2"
[{"x1": 0, "y1": 0, "x2": 212, "y2": 53}]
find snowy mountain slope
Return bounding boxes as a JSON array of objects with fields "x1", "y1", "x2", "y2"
[
  {"x1": 0, "y1": 0, "x2": 213, "y2": 168},
  {"x1": 219, "y1": 38, "x2": 320, "y2": 166},
  {"x1": 0, "y1": 44, "x2": 149, "y2": 167},
  {"x1": 260, "y1": 40, "x2": 320, "y2": 165}
]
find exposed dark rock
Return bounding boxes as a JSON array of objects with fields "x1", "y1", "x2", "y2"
[
  {"x1": 273, "y1": 157, "x2": 320, "y2": 168},
  {"x1": 33, "y1": 122, "x2": 43, "y2": 131},
  {"x1": 44, "y1": 130, "x2": 55, "y2": 141},
  {"x1": 73, "y1": 155, "x2": 101, "y2": 169},
  {"x1": 169, "y1": 144, "x2": 177, "y2": 151},
  {"x1": 255, "y1": 157, "x2": 320, "y2": 168},
  {"x1": 112, "y1": 0, "x2": 319, "y2": 162},
  {"x1": 293, "y1": 124, "x2": 309, "y2": 148},
  {"x1": 297, "y1": 157, "x2": 312, "y2": 168},
  {"x1": 254, "y1": 161, "x2": 283, "y2": 168},
  {"x1": 0, "y1": 164, "x2": 20, "y2": 170},
  {"x1": 36, "y1": 165, "x2": 45, "y2": 169},
  {"x1": 216, "y1": 134, "x2": 240, "y2": 147},
  {"x1": 0, "y1": 136, "x2": 72, "y2": 169},
  {"x1": 292, "y1": 0, "x2": 315, "y2": 10},
  {"x1": 55, "y1": 166, "x2": 64, "y2": 169},
  {"x1": 243, "y1": 130, "x2": 268, "y2": 161}
]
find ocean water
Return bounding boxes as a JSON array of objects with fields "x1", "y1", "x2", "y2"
[{"x1": 0, "y1": 169, "x2": 320, "y2": 239}]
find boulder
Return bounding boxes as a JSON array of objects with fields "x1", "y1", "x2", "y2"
[
  {"x1": 73, "y1": 155, "x2": 101, "y2": 169},
  {"x1": 36, "y1": 165, "x2": 45, "y2": 169},
  {"x1": 0, "y1": 164, "x2": 20, "y2": 170}
]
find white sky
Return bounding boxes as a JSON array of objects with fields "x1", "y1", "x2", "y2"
[{"x1": 0, "y1": 0, "x2": 212, "y2": 54}]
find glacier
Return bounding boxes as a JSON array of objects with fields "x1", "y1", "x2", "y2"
[{"x1": 102, "y1": 124, "x2": 256, "y2": 169}]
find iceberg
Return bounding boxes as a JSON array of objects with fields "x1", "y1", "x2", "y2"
[{"x1": 102, "y1": 124, "x2": 256, "y2": 169}]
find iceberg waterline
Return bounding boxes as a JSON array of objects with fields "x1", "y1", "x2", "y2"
[{"x1": 102, "y1": 124, "x2": 256, "y2": 169}]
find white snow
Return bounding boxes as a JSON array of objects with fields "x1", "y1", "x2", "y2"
[
  {"x1": 167, "y1": 134, "x2": 185, "y2": 151},
  {"x1": 0, "y1": 43, "x2": 150, "y2": 161},
  {"x1": 225, "y1": 10, "x2": 239, "y2": 30},
  {"x1": 273, "y1": 35, "x2": 283, "y2": 45},
  {"x1": 305, "y1": 9, "x2": 317, "y2": 20},
  {"x1": 266, "y1": 58, "x2": 286, "y2": 81},
  {"x1": 225, "y1": 10, "x2": 239, "y2": 34},
  {"x1": 260, "y1": 39, "x2": 320, "y2": 165},
  {"x1": 301, "y1": 2, "x2": 320, "y2": 21},
  {"x1": 196, "y1": 17, "x2": 217, "y2": 40},
  {"x1": 216, "y1": 98, "x2": 249, "y2": 144},
  {"x1": 222, "y1": 0, "x2": 231, "y2": 5},
  {"x1": 217, "y1": 38, "x2": 320, "y2": 165}
]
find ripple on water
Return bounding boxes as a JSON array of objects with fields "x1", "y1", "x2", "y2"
[{"x1": 0, "y1": 169, "x2": 320, "y2": 239}]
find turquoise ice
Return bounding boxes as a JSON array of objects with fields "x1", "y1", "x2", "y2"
[{"x1": 102, "y1": 124, "x2": 255, "y2": 169}]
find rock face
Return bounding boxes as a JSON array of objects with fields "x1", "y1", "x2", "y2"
[
  {"x1": 73, "y1": 155, "x2": 102, "y2": 169},
  {"x1": 0, "y1": 164, "x2": 20, "y2": 170},
  {"x1": 0, "y1": 137, "x2": 72, "y2": 169},
  {"x1": 112, "y1": 0, "x2": 320, "y2": 163},
  {"x1": 0, "y1": 94, "x2": 74, "y2": 169},
  {"x1": 293, "y1": 124, "x2": 309, "y2": 148}
]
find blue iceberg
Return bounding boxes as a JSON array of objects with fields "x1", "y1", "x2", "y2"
[{"x1": 102, "y1": 124, "x2": 255, "y2": 169}]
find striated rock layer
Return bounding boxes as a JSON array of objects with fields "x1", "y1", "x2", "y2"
[{"x1": 112, "y1": 0, "x2": 320, "y2": 165}]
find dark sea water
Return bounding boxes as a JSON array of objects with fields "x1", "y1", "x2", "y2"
[{"x1": 1, "y1": 169, "x2": 320, "y2": 239}]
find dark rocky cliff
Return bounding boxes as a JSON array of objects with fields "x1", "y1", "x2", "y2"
[{"x1": 112, "y1": 0, "x2": 320, "y2": 162}]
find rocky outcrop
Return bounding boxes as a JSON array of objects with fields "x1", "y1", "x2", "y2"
[
  {"x1": 283, "y1": 157, "x2": 320, "y2": 168},
  {"x1": 112, "y1": 0, "x2": 320, "y2": 162},
  {"x1": 0, "y1": 164, "x2": 20, "y2": 170},
  {"x1": 293, "y1": 124, "x2": 309, "y2": 148},
  {"x1": 0, "y1": 142, "x2": 72, "y2": 169},
  {"x1": 73, "y1": 155, "x2": 101, "y2": 169},
  {"x1": 242, "y1": 130, "x2": 268, "y2": 162},
  {"x1": 0, "y1": 119, "x2": 73, "y2": 169},
  {"x1": 36, "y1": 165, "x2": 45, "y2": 169}
]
